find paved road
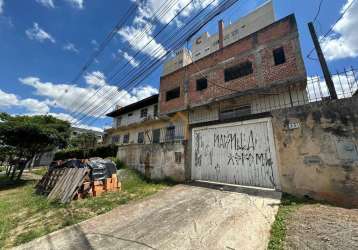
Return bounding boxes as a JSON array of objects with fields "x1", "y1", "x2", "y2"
[{"x1": 15, "y1": 183, "x2": 281, "y2": 250}]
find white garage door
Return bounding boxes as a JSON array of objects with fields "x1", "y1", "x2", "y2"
[{"x1": 191, "y1": 118, "x2": 280, "y2": 189}]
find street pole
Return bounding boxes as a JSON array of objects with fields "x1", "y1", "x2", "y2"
[{"x1": 308, "y1": 22, "x2": 338, "y2": 99}]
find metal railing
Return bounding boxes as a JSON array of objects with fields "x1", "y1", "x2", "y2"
[
  {"x1": 201, "y1": 67, "x2": 358, "y2": 123},
  {"x1": 112, "y1": 124, "x2": 186, "y2": 146}
]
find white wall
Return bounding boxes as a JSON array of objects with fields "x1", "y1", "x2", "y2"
[
  {"x1": 114, "y1": 103, "x2": 158, "y2": 128},
  {"x1": 191, "y1": 1, "x2": 274, "y2": 61},
  {"x1": 162, "y1": 48, "x2": 192, "y2": 76}
]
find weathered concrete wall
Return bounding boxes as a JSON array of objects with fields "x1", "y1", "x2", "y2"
[
  {"x1": 117, "y1": 142, "x2": 186, "y2": 182},
  {"x1": 272, "y1": 97, "x2": 358, "y2": 207}
]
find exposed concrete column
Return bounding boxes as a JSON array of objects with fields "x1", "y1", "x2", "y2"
[{"x1": 218, "y1": 20, "x2": 224, "y2": 50}]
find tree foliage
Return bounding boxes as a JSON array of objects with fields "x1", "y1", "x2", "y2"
[
  {"x1": 69, "y1": 132, "x2": 98, "y2": 149},
  {"x1": 0, "y1": 113, "x2": 71, "y2": 180}
]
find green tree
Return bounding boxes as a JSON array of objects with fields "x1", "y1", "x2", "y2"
[
  {"x1": 0, "y1": 113, "x2": 71, "y2": 180},
  {"x1": 69, "y1": 132, "x2": 98, "y2": 149}
]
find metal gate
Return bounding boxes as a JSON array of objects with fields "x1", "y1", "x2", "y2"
[{"x1": 191, "y1": 118, "x2": 280, "y2": 189}]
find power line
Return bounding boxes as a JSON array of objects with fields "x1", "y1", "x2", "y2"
[
  {"x1": 72, "y1": 0, "x2": 202, "y2": 124},
  {"x1": 313, "y1": 0, "x2": 324, "y2": 23},
  {"x1": 306, "y1": 0, "x2": 356, "y2": 60},
  {"x1": 51, "y1": 1, "x2": 139, "y2": 113},
  {"x1": 68, "y1": 0, "x2": 181, "y2": 121},
  {"x1": 78, "y1": 0, "x2": 241, "y2": 127}
]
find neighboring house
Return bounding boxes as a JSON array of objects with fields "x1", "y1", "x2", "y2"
[{"x1": 105, "y1": 94, "x2": 187, "y2": 181}]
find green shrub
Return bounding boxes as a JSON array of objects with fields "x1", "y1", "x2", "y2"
[
  {"x1": 54, "y1": 145, "x2": 118, "y2": 161},
  {"x1": 110, "y1": 157, "x2": 126, "y2": 169}
]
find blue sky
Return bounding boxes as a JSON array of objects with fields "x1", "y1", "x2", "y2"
[{"x1": 0, "y1": 0, "x2": 357, "y2": 131}]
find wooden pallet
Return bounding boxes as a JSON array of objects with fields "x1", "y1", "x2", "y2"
[
  {"x1": 36, "y1": 168, "x2": 66, "y2": 195},
  {"x1": 47, "y1": 168, "x2": 90, "y2": 203}
]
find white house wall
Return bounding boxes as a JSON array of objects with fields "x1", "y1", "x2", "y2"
[
  {"x1": 114, "y1": 103, "x2": 158, "y2": 128},
  {"x1": 192, "y1": 1, "x2": 274, "y2": 61}
]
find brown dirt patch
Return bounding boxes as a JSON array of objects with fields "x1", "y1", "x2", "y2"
[{"x1": 284, "y1": 204, "x2": 358, "y2": 249}]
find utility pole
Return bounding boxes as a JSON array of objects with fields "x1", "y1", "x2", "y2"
[{"x1": 308, "y1": 22, "x2": 338, "y2": 99}]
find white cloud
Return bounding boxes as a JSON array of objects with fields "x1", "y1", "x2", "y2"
[
  {"x1": 131, "y1": 85, "x2": 158, "y2": 100},
  {"x1": 18, "y1": 76, "x2": 159, "y2": 118},
  {"x1": 0, "y1": 88, "x2": 104, "y2": 131},
  {"x1": 91, "y1": 39, "x2": 98, "y2": 46},
  {"x1": 20, "y1": 98, "x2": 49, "y2": 113},
  {"x1": 0, "y1": 0, "x2": 4, "y2": 14},
  {"x1": 118, "y1": 24, "x2": 167, "y2": 59},
  {"x1": 25, "y1": 23, "x2": 56, "y2": 43},
  {"x1": 84, "y1": 71, "x2": 106, "y2": 87},
  {"x1": 117, "y1": 0, "x2": 218, "y2": 59},
  {"x1": 0, "y1": 88, "x2": 18, "y2": 108},
  {"x1": 63, "y1": 42, "x2": 79, "y2": 53},
  {"x1": 0, "y1": 88, "x2": 49, "y2": 113},
  {"x1": 321, "y1": 0, "x2": 358, "y2": 60},
  {"x1": 36, "y1": 0, "x2": 55, "y2": 8},
  {"x1": 48, "y1": 112, "x2": 103, "y2": 132},
  {"x1": 66, "y1": 0, "x2": 84, "y2": 9},
  {"x1": 115, "y1": 49, "x2": 140, "y2": 67},
  {"x1": 122, "y1": 51, "x2": 140, "y2": 67}
]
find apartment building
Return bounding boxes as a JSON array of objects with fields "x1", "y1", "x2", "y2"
[{"x1": 105, "y1": 94, "x2": 187, "y2": 181}]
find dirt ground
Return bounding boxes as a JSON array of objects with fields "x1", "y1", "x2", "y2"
[{"x1": 284, "y1": 204, "x2": 358, "y2": 250}]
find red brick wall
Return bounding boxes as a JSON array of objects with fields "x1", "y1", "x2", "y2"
[{"x1": 160, "y1": 15, "x2": 306, "y2": 114}]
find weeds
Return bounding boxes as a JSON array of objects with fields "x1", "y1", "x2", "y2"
[{"x1": 0, "y1": 169, "x2": 170, "y2": 249}]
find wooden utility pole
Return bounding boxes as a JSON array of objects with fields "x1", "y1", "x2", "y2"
[{"x1": 308, "y1": 22, "x2": 338, "y2": 99}]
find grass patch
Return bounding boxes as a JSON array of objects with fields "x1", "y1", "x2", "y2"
[
  {"x1": 30, "y1": 167, "x2": 48, "y2": 177},
  {"x1": 0, "y1": 169, "x2": 171, "y2": 249},
  {"x1": 268, "y1": 194, "x2": 315, "y2": 250}
]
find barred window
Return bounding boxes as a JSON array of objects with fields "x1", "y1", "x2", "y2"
[
  {"x1": 137, "y1": 132, "x2": 144, "y2": 144},
  {"x1": 140, "y1": 108, "x2": 148, "y2": 118},
  {"x1": 152, "y1": 129, "x2": 160, "y2": 143},
  {"x1": 123, "y1": 134, "x2": 130, "y2": 144},
  {"x1": 165, "y1": 126, "x2": 175, "y2": 141},
  {"x1": 111, "y1": 135, "x2": 120, "y2": 144}
]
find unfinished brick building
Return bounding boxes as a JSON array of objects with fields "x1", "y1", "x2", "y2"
[{"x1": 159, "y1": 1, "x2": 307, "y2": 124}]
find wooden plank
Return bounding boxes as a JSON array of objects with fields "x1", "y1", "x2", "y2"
[{"x1": 48, "y1": 168, "x2": 90, "y2": 203}]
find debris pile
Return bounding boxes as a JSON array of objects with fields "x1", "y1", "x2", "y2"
[{"x1": 36, "y1": 158, "x2": 121, "y2": 203}]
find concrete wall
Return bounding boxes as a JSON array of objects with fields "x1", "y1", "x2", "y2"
[
  {"x1": 272, "y1": 97, "x2": 358, "y2": 207},
  {"x1": 192, "y1": 1, "x2": 275, "y2": 61},
  {"x1": 162, "y1": 48, "x2": 192, "y2": 76},
  {"x1": 117, "y1": 142, "x2": 186, "y2": 182}
]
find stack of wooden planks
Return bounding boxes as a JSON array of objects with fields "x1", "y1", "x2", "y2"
[
  {"x1": 47, "y1": 168, "x2": 90, "y2": 203},
  {"x1": 36, "y1": 165, "x2": 121, "y2": 203},
  {"x1": 36, "y1": 168, "x2": 67, "y2": 195}
]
